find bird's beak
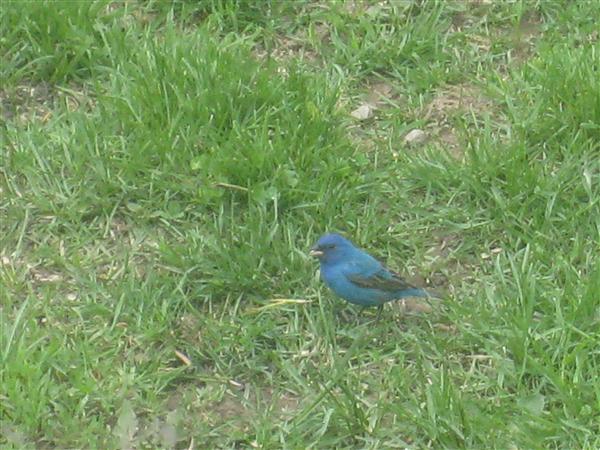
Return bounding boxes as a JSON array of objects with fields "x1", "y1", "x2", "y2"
[{"x1": 309, "y1": 247, "x2": 323, "y2": 258}]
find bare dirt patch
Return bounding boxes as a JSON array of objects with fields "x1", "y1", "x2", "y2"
[
  {"x1": 254, "y1": 31, "x2": 322, "y2": 67},
  {"x1": 210, "y1": 385, "x2": 301, "y2": 424},
  {"x1": 508, "y1": 12, "x2": 543, "y2": 64},
  {"x1": 1, "y1": 82, "x2": 55, "y2": 123},
  {"x1": 422, "y1": 83, "x2": 498, "y2": 159},
  {"x1": 1, "y1": 81, "x2": 95, "y2": 124}
]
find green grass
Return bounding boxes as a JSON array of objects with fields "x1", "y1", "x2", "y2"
[{"x1": 1, "y1": 1, "x2": 599, "y2": 448}]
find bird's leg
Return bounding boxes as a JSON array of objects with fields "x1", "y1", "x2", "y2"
[
  {"x1": 352, "y1": 306, "x2": 365, "y2": 325},
  {"x1": 376, "y1": 305, "x2": 383, "y2": 322}
]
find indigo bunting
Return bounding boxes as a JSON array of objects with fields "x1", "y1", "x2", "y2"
[{"x1": 310, "y1": 233, "x2": 437, "y2": 308}]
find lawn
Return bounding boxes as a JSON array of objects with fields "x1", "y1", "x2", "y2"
[{"x1": 1, "y1": 1, "x2": 599, "y2": 448}]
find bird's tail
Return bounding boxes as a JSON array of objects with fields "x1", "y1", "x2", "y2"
[{"x1": 406, "y1": 287, "x2": 442, "y2": 299}]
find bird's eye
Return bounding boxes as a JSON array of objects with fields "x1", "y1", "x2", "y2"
[{"x1": 325, "y1": 244, "x2": 336, "y2": 249}]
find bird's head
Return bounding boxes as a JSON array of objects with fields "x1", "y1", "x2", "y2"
[{"x1": 309, "y1": 233, "x2": 356, "y2": 265}]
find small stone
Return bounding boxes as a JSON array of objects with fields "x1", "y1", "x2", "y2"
[
  {"x1": 350, "y1": 103, "x2": 374, "y2": 120},
  {"x1": 404, "y1": 129, "x2": 427, "y2": 145}
]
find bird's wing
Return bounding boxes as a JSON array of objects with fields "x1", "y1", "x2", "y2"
[{"x1": 346, "y1": 264, "x2": 416, "y2": 292}]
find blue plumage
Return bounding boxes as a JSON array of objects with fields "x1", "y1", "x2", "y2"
[{"x1": 310, "y1": 233, "x2": 434, "y2": 307}]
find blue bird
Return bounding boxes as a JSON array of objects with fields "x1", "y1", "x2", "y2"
[{"x1": 310, "y1": 233, "x2": 437, "y2": 309}]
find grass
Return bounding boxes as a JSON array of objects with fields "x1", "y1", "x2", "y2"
[{"x1": 1, "y1": 0, "x2": 599, "y2": 448}]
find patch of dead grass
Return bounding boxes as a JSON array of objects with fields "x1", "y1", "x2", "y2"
[
  {"x1": 210, "y1": 385, "x2": 302, "y2": 424},
  {"x1": 422, "y1": 83, "x2": 498, "y2": 159},
  {"x1": 1, "y1": 81, "x2": 95, "y2": 125},
  {"x1": 1, "y1": 82, "x2": 55, "y2": 123}
]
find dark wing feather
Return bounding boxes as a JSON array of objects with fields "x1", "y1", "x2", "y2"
[{"x1": 347, "y1": 267, "x2": 416, "y2": 292}]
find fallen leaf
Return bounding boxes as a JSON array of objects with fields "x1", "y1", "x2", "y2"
[
  {"x1": 174, "y1": 350, "x2": 191, "y2": 366},
  {"x1": 229, "y1": 379, "x2": 245, "y2": 389}
]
